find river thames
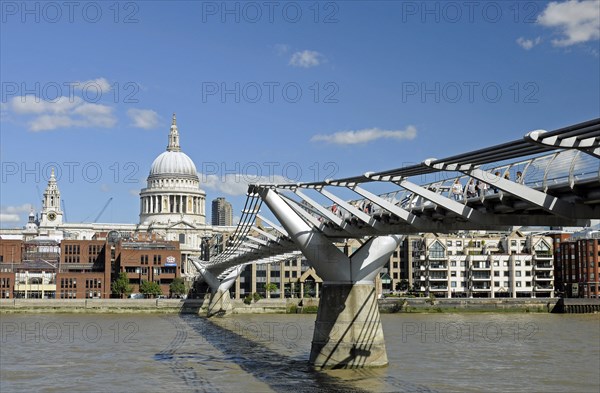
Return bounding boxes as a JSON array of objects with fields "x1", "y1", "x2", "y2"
[{"x1": 1, "y1": 313, "x2": 598, "y2": 392}]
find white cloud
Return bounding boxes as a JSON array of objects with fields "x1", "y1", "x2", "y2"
[
  {"x1": 289, "y1": 50, "x2": 323, "y2": 68},
  {"x1": 8, "y1": 96, "x2": 116, "y2": 132},
  {"x1": 200, "y1": 173, "x2": 292, "y2": 196},
  {"x1": 0, "y1": 203, "x2": 34, "y2": 225},
  {"x1": 11, "y1": 95, "x2": 80, "y2": 115},
  {"x1": 100, "y1": 184, "x2": 111, "y2": 193},
  {"x1": 311, "y1": 126, "x2": 418, "y2": 145},
  {"x1": 71, "y1": 78, "x2": 112, "y2": 93},
  {"x1": 127, "y1": 109, "x2": 160, "y2": 129},
  {"x1": 3, "y1": 204, "x2": 33, "y2": 214},
  {"x1": 517, "y1": 36, "x2": 542, "y2": 50},
  {"x1": 537, "y1": 0, "x2": 600, "y2": 47},
  {"x1": 0, "y1": 214, "x2": 20, "y2": 223},
  {"x1": 128, "y1": 189, "x2": 140, "y2": 196}
]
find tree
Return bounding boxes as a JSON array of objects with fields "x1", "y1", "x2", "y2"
[
  {"x1": 264, "y1": 282, "x2": 278, "y2": 298},
  {"x1": 112, "y1": 272, "x2": 132, "y2": 299},
  {"x1": 169, "y1": 277, "x2": 187, "y2": 298},
  {"x1": 396, "y1": 279, "x2": 409, "y2": 292},
  {"x1": 140, "y1": 280, "x2": 163, "y2": 298}
]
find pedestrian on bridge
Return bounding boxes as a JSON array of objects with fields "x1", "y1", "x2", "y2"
[{"x1": 451, "y1": 179, "x2": 463, "y2": 201}]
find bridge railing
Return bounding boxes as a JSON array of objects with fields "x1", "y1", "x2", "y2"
[{"x1": 280, "y1": 146, "x2": 599, "y2": 227}]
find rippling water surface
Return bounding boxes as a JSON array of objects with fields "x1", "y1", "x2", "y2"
[{"x1": 1, "y1": 312, "x2": 598, "y2": 392}]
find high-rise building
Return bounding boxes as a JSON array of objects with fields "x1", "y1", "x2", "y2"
[{"x1": 212, "y1": 197, "x2": 233, "y2": 226}]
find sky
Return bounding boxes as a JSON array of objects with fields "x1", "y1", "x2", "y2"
[{"x1": 1, "y1": 0, "x2": 599, "y2": 227}]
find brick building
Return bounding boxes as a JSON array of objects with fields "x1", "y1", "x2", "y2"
[
  {"x1": 556, "y1": 231, "x2": 600, "y2": 298},
  {"x1": 114, "y1": 240, "x2": 180, "y2": 296},
  {"x1": 0, "y1": 236, "x2": 181, "y2": 299}
]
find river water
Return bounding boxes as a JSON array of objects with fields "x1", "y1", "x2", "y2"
[{"x1": 1, "y1": 312, "x2": 598, "y2": 392}]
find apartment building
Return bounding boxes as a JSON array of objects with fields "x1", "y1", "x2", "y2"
[{"x1": 406, "y1": 231, "x2": 555, "y2": 298}]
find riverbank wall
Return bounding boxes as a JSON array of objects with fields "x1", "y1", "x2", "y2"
[{"x1": 0, "y1": 297, "x2": 562, "y2": 314}]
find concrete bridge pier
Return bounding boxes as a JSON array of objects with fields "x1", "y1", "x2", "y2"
[
  {"x1": 190, "y1": 259, "x2": 241, "y2": 317},
  {"x1": 259, "y1": 188, "x2": 402, "y2": 369}
]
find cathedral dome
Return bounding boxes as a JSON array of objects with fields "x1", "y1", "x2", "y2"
[
  {"x1": 149, "y1": 150, "x2": 198, "y2": 178},
  {"x1": 147, "y1": 113, "x2": 199, "y2": 180}
]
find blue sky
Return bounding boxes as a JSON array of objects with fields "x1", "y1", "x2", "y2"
[{"x1": 1, "y1": 0, "x2": 599, "y2": 227}]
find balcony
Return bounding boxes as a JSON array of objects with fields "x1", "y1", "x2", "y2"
[
  {"x1": 429, "y1": 263, "x2": 447, "y2": 270},
  {"x1": 429, "y1": 285, "x2": 448, "y2": 291},
  {"x1": 471, "y1": 263, "x2": 491, "y2": 270},
  {"x1": 429, "y1": 275, "x2": 448, "y2": 281},
  {"x1": 534, "y1": 273, "x2": 553, "y2": 280},
  {"x1": 534, "y1": 252, "x2": 553, "y2": 260},
  {"x1": 536, "y1": 284, "x2": 554, "y2": 290},
  {"x1": 471, "y1": 273, "x2": 491, "y2": 280},
  {"x1": 472, "y1": 284, "x2": 491, "y2": 291},
  {"x1": 534, "y1": 263, "x2": 553, "y2": 270}
]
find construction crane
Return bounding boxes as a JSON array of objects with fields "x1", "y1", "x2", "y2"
[
  {"x1": 61, "y1": 199, "x2": 67, "y2": 222},
  {"x1": 94, "y1": 197, "x2": 113, "y2": 222}
]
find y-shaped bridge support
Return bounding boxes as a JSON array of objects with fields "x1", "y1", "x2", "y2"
[
  {"x1": 259, "y1": 188, "x2": 402, "y2": 369},
  {"x1": 190, "y1": 259, "x2": 242, "y2": 317}
]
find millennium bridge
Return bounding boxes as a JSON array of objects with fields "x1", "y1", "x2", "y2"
[{"x1": 191, "y1": 118, "x2": 600, "y2": 369}]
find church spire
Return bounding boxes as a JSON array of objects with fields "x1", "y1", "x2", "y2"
[{"x1": 167, "y1": 113, "x2": 181, "y2": 152}]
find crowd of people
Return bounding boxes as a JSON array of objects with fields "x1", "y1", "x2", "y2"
[
  {"x1": 321, "y1": 169, "x2": 525, "y2": 221},
  {"x1": 451, "y1": 170, "x2": 523, "y2": 201}
]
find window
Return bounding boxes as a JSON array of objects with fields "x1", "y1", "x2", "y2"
[
  {"x1": 451, "y1": 261, "x2": 456, "y2": 267},
  {"x1": 504, "y1": 272, "x2": 509, "y2": 277},
  {"x1": 429, "y1": 241, "x2": 445, "y2": 258},
  {"x1": 494, "y1": 271, "x2": 500, "y2": 277},
  {"x1": 494, "y1": 281, "x2": 500, "y2": 287},
  {"x1": 516, "y1": 282, "x2": 522, "y2": 287},
  {"x1": 493, "y1": 261, "x2": 499, "y2": 267},
  {"x1": 516, "y1": 271, "x2": 521, "y2": 277},
  {"x1": 153, "y1": 255, "x2": 162, "y2": 265},
  {"x1": 447, "y1": 241, "x2": 453, "y2": 246},
  {"x1": 456, "y1": 241, "x2": 462, "y2": 247},
  {"x1": 179, "y1": 233, "x2": 186, "y2": 244},
  {"x1": 451, "y1": 282, "x2": 457, "y2": 288},
  {"x1": 534, "y1": 241, "x2": 551, "y2": 257},
  {"x1": 515, "y1": 260, "x2": 521, "y2": 266},
  {"x1": 526, "y1": 282, "x2": 531, "y2": 287},
  {"x1": 451, "y1": 271, "x2": 456, "y2": 277}
]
